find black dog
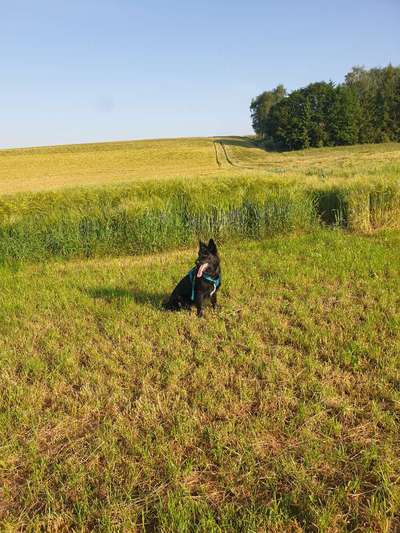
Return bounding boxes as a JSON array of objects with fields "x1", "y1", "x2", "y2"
[{"x1": 165, "y1": 239, "x2": 221, "y2": 317}]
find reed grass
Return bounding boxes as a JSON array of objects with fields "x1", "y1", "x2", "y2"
[
  {"x1": 0, "y1": 137, "x2": 399, "y2": 263},
  {"x1": 0, "y1": 175, "x2": 399, "y2": 263}
]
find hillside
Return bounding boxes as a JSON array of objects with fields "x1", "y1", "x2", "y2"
[
  {"x1": 0, "y1": 137, "x2": 399, "y2": 265},
  {"x1": 1, "y1": 136, "x2": 400, "y2": 195}
]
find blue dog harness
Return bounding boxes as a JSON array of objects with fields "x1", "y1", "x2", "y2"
[{"x1": 189, "y1": 267, "x2": 221, "y2": 302}]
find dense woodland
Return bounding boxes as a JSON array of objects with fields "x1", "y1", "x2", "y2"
[{"x1": 250, "y1": 65, "x2": 400, "y2": 150}]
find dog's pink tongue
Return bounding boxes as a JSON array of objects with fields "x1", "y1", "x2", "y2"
[{"x1": 197, "y1": 263, "x2": 208, "y2": 278}]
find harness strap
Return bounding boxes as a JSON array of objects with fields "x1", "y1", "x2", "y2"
[{"x1": 189, "y1": 268, "x2": 221, "y2": 302}]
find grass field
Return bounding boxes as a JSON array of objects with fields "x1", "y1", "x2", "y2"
[
  {"x1": 1, "y1": 136, "x2": 400, "y2": 195},
  {"x1": 0, "y1": 137, "x2": 400, "y2": 264},
  {"x1": 1, "y1": 229, "x2": 399, "y2": 531},
  {"x1": 225, "y1": 138, "x2": 400, "y2": 179},
  {"x1": 0, "y1": 138, "x2": 218, "y2": 195},
  {"x1": 1, "y1": 137, "x2": 400, "y2": 530}
]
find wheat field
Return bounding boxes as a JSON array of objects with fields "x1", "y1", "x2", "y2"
[
  {"x1": 0, "y1": 137, "x2": 399, "y2": 264},
  {"x1": 1, "y1": 136, "x2": 400, "y2": 195}
]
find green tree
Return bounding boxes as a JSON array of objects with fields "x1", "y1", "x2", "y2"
[
  {"x1": 329, "y1": 86, "x2": 361, "y2": 145},
  {"x1": 303, "y1": 82, "x2": 336, "y2": 147},
  {"x1": 375, "y1": 64, "x2": 400, "y2": 141},
  {"x1": 251, "y1": 63, "x2": 400, "y2": 151},
  {"x1": 266, "y1": 90, "x2": 311, "y2": 150},
  {"x1": 345, "y1": 64, "x2": 400, "y2": 143},
  {"x1": 250, "y1": 85, "x2": 286, "y2": 138}
]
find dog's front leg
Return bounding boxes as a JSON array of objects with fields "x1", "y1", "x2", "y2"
[{"x1": 195, "y1": 293, "x2": 204, "y2": 317}]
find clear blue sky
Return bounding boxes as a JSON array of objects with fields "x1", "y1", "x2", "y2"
[{"x1": 1, "y1": 0, "x2": 399, "y2": 148}]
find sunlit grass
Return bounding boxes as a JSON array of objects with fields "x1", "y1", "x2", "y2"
[
  {"x1": 0, "y1": 137, "x2": 218, "y2": 195},
  {"x1": 0, "y1": 136, "x2": 399, "y2": 263},
  {"x1": 0, "y1": 172, "x2": 398, "y2": 263},
  {"x1": 225, "y1": 136, "x2": 400, "y2": 180},
  {"x1": 1, "y1": 136, "x2": 400, "y2": 195},
  {"x1": 1, "y1": 137, "x2": 399, "y2": 529},
  {"x1": 1, "y1": 230, "x2": 399, "y2": 530}
]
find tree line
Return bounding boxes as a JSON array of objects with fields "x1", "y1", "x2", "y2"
[{"x1": 250, "y1": 65, "x2": 400, "y2": 150}]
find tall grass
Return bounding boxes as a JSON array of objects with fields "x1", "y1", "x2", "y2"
[
  {"x1": 0, "y1": 176, "x2": 399, "y2": 263},
  {"x1": 313, "y1": 180, "x2": 400, "y2": 230}
]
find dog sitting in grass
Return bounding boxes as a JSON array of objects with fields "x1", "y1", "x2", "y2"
[{"x1": 165, "y1": 239, "x2": 221, "y2": 317}]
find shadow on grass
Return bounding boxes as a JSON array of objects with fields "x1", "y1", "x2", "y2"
[
  {"x1": 214, "y1": 136, "x2": 259, "y2": 149},
  {"x1": 214, "y1": 135, "x2": 284, "y2": 154},
  {"x1": 312, "y1": 190, "x2": 348, "y2": 226},
  {"x1": 85, "y1": 286, "x2": 167, "y2": 309}
]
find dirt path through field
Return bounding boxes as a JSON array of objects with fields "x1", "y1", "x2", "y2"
[
  {"x1": 213, "y1": 141, "x2": 230, "y2": 168},
  {"x1": 213, "y1": 140, "x2": 256, "y2": 170}
]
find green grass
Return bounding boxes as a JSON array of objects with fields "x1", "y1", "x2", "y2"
[
  {"x1": 1, "y1": 229, "x2": 399, "y2": 531},
  {"x1": 0, "y1": 175, "x2": 399, "y2": 264},
  {"x1": 0, "y1": 177, "x2": 319, "y2": 263},
  {"x1": 225, "y1": 137, "x2": 400, "y2": 179},
  {"x1": 0, "y1": 137, "x2": 399, "y2": 264},
  {"x1": 1, "y1": 137, "x2": 400, "y2": 529}
]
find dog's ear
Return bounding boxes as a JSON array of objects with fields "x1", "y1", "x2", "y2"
[
  {"x1": 207, "y1": 238, "x2": 217, "y2": 255},
  {"x1": 199, "y1": 240, "x2": 207, "y2": 254}
]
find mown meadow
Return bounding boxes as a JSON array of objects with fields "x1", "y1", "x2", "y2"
[
  {"x1": 0, "y1": 137, "x2": 400, "y2": 531},
  {"x1": 1, "y1": 230, "x2": 399, "y2": 531}
]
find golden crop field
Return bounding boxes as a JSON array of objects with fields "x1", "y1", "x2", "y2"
[
  {"x1": 0, "y1": 137, "x2": 217, "y2": 195},
  {"x1": 1, "y1": 136, "x2": 400, "y2": 195}
]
